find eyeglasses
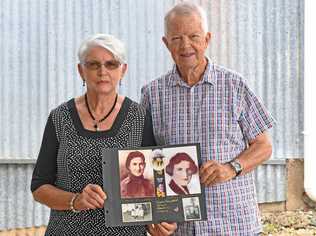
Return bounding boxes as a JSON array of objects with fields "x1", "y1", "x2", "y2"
[{"x1": 83, "y1": 60, "x2": 121, "y2": 70}]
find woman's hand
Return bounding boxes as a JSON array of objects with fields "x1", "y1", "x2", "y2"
[
  {"x1": 74, "y1": 184, "x2": 107, "y2": 211},
  {"x1": 147, "y1": 222, "x2": 177, "y2": 236}
]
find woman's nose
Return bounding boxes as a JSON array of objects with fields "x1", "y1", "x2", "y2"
[
  {"x1": 98, "y1": 64, "x2": 110, "y2": 75},
  {"x1": 182, "y1": 171, "x2": 188, "y2": 178},
  {"x1": 185, "y1": 170, "x2": 191, "y2": 178}
]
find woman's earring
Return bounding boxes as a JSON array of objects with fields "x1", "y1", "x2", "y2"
[{"x1": 82, "y1": 80, "x2": 86, "y2": 87}]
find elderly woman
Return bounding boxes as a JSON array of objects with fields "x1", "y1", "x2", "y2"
[
  {"x1": 165, "y1": 153, "x2": 198, "y2": 195},
  {"x1": 31, "y1": 34, "x2": 176, "y2": 235},
  {"x1": 120, "y1": 151, "x2": 155, "y2": 198}
]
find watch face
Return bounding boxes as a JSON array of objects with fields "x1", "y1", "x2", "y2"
[{"x1": 230, "y1": 161, "x2": 242, "y2": 175}]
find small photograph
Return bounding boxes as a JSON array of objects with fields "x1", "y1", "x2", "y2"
[
  {"x1": 150, "y1": 149, "x2": 166, "y2": 175},
  {"x1": 156, "y1": 183, "x2": 166, "y2": 198},
  {"x1": 119, "y1": 150, "x2": 155, "y2": 198},
  {"x1": 121, "y1": 202, "x2": 152, "y2": 223},
  {"x1": 155, "y1": 177, "x2": 166, "y2": 198},
  {"x1": 182, "y1": 197, "x2": 201, "y2": 221},
  {"x1": 163, "y1": 146, "x2": 201, "y2": 196}
]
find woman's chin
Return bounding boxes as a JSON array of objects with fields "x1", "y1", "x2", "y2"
[
  {"x1": 175, "y1": 181, "x2": 188, "y2": 186},
  {"x1": 92, "y1": 86, "x2": 115, "y2": 95}
]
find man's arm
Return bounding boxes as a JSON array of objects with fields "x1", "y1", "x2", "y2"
[
  {"x1": 233, "y1": 131, "x2": 272, "y2": 175},
  {"x1": 200, "y1": 131, "x2": 272, "y2": 186}
]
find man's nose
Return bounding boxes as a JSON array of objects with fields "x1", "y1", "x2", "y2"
[{"x1": 180, "y1": 36, "x2": 191, "y2": 48}]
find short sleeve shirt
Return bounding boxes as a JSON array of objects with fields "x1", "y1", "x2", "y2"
[{"x1": 140, "y1": 59, "x2": 274, "y2": 236}]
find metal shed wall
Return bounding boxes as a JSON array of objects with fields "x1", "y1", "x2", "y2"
[{"x1": 0, "y1": 0, "x2": 303, "y2": 230}]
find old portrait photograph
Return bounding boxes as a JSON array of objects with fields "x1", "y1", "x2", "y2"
[
  {"x1": 119, "y1": 150, "x2": 155, "y2": 198},
  {"x1": 182, "y1": 197, "x2": 201, "y2": 221},
  {"x1": 163, "y1": 146, "x2": 201, "y2": 196},
  {"x1": 121, "y1": 202, "x2": 152, "y2": 223}
]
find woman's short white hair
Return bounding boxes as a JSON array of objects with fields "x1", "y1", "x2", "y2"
[
  {"x1": 78, "y1": 33, "x2": 126, "y2": 64},
  {"x1": 164, "y1": 2, "x2": 208, "y2": 35}
]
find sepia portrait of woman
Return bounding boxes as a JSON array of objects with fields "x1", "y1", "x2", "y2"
[{"x1": 165, "y1": 152, "x2": 199, "y2": 195}]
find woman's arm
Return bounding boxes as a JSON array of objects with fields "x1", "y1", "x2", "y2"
[
  {"x1": 31, "y1": 114, "x2": 58, "y2": 192},
  {"x1": 32, "y1": 184, "x2": 75, "y2": 210},
  {"x1": 33, "y1": 183, "x2": 106, "y2": 211},
  {"x1": 31, "y1": 114, "x2": 106, "y2": 211},
  {"x1": 141, "y1": 110, "x2": 156, "y2": 147},
  {"x1": 147, "y1": 222, "x2": 177, "y2": 236}
]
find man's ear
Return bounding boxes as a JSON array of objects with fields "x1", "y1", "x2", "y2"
[
  {"x1": 205, "y1": 32, "x2": 211, "y2": 46},
  {"x1": 162, "y1": 36, "x2": 170, "y2": 50}
]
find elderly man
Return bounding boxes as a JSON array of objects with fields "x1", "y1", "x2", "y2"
[{"x1": 141, "y1": 2, "x2": 274, "y2": 235}]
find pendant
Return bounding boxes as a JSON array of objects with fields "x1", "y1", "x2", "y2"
[{"x1": 94, "y1": 124, "x2": 99, "y2": 131}]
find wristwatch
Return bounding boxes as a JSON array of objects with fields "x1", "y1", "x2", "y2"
[{"x1": 229, "y1": 159, "x2": 243, "y2": 178}]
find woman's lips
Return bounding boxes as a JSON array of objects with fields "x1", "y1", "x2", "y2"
[{"x1": 97, "y1": 80, "x2": 110, "y2": 84}]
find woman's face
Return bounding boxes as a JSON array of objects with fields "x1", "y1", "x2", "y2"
[
  {"x1": 172, "y1": 160, "x2": 193, "y2": 186},
  {"x1": 78, "y1": 46, "x2": 127, "y2": 96},
  {"x1": 129, "y1": 157, "x2": 145, "y2": 177}
]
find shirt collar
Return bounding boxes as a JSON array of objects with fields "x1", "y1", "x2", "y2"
[{"x1": 168, "y1": 57, "x2": 215, "y2": 87}]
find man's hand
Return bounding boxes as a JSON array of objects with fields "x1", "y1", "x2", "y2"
[
  {"x1": 74, "y1": 184, "x2": 107, "y2": 211},
  {"x1": 147, "y1": 222, "x2": 177, "y2": 236},
  {"x1": 200, "y1": 160, "x2": 236, "y2": 186},
  {"x1": 200, "y1": 132, "x2": 272, "y2": 187}
]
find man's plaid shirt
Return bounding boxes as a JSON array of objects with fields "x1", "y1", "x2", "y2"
[{"x1": 141, "y1": 59, "x2": 274, "y2": 236}]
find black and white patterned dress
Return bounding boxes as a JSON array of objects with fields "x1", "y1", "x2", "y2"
[{"x1": 31, "y1": 97, "x2": 156, "y2": 235}]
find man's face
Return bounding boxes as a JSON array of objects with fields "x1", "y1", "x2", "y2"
[
  {"x1": 129, "y1": 157, "x2": 145, "y2": 177},
  {"x1": 163, "y1": 13, "x2": 211, "y2": 71}
]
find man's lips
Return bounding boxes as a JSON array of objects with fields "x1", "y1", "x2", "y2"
[{"x1": 180, "y1": 52, "x2": 195, "y2": 57}]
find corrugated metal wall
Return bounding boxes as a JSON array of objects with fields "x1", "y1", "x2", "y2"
[{"x1": 0, "y1": 0, "x2": 303, "y2": 230}]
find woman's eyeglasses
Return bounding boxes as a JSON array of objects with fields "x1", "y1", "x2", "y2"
[{"x1": 83, "y1": 60, "x2": 121, "y2": 70}]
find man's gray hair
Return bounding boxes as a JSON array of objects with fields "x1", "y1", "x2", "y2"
[
  {"x1": 164, "y1": 2, "x2": 208, "y2": 35},
  {"x1": 78, "y1": 33, "x2": 126, "y2": 64}
]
